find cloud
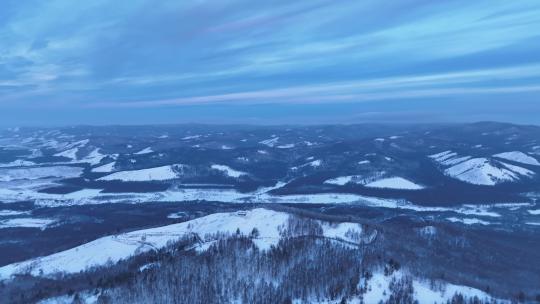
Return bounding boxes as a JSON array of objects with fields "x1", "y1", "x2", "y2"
[
  {"x1": 87, "y1": 64, "x2": 540, "y2": 107},
  {"x1": 1, "y1": 0, "x2": 540, "y2": 125}
]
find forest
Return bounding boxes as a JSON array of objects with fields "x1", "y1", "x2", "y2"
[{"x1": 0, "y1": 212, "x2": 511, "y2": 304}]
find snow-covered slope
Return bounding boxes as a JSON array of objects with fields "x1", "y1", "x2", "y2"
[
  {"x1": 54, "y1": 148, "x2": 78, "y2": 160},
  {"x1": 259, "y1": 137, "x2": 279, "y2": 147},
  {"x1": 493, "y1": 151, "x2": 540, "y2": 166},
  {"x1": 0, "y1": 166, "x2": 83, "y2": 182},
  {"x1": 444, "y1": 158, "x2": 516, "y2": 186},
  {"x1": 211, "y1": 164, "x2": 247, "y2": 178},
  {"x1": 363, "y1": 271, "x2": 493, "y2": 304},
  {"x1": 54, "y1": 147, "x2": 107, "y2": 165},
  {"x1": 79, "y1": 149, "x2": 107, "y2": 165},
  {"x1": 97, "y1": 165, "x2": 184, "y2": 181},
  {"x1": 0, "y1": 159, "x2": 36, "y2": 168},
  {"x1": 0, "y1": 209, "x2": 363, "y2": 279},
  {"x1": 445, "y1": 158, "x2": 533, "y2": 186},
  {"x1": 0, "y1": 218, "x2": 56, "y2": 230},
  {"x1": 323, "y1": 172, "x2": 386, "y2": 187},
  {"x1": 134, "y1": 147, "x2": 153, "y2": 155},
  {"x1": 430, "y1": 151, "x2": 535, "y2": 185},
  {"x1": 365, "y1": 177, "x2": 424, "y2": 190},
  {"x1": 92, "y1": 162, "x2": 116, "y2": 173},
  {"x1": 324, "y1": 176, "x2": 354, "y2": 186}
]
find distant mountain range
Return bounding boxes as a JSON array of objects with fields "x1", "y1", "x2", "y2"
[{"x1": 1, "y1": 122, "x2": 539, "y2": 206}]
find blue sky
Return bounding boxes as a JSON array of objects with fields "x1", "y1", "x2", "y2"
[{"x1": 1, "y1": 0, "x2": 540, "y2": 126}]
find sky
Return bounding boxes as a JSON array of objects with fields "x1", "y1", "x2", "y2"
[{"x1": 1, "y1": 0, "x2": 540, "y2": 126}]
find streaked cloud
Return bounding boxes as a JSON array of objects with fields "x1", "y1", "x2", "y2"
[
  {"x1": 1, "y1": 0, "x2": 540, "y2": 124},
  {"x1": 89, "y1": 65, "x2": 540, "y2": 107}
]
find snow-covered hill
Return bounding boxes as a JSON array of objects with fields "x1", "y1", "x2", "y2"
[
  {"x1": 0, "y1": 166, "x2": 83, "y2": 182},
  {"x1": 430, "y1": 151, "x2": 535, "y2": 185},
  {"x1": 97, "y1": 164, "x2": 185, "y2": 181},
  {"x1": 362, "y1": 271, "x2": 493, "y2": 304},
  {"x1": 493, "y1": 151, "x2": 540, "y2": 166},
  {"x1": 0, "y1": 208, "x2": 364, "y2": 279},
  {"x1": 365, "y1": 177, "x2": 424, "y2": 190}
]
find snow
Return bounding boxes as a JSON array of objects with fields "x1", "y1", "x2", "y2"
[
  {"x1": 134, "y1": 147, "x2": 153, "y2": 155},
  {"x1": 0, "y1": 209, "x2": 364, "y2": 279},
  {"x1": 308, "y1": 159, "x2": 321, "y2": 167},
  {"x1": 211, "y1": 164, "x2": 247, "y2": 178},
  {"x1": 0, "y1": 174, "x2": 515, "y2": 223},
  {"x1": 80, "y1": 149, "x2": 106, "y2": 165},
  {"x1": 67, "y1": 139, "x2": 89, "y2": 149},
  {"x1": 277, "y1": 143, "x2": 295, "y2": 149},
  {"x1": 0, "y1": 218, "x2": 56, "y2": 230},
  {"x1": 358, "y1": 160, "x2": 370, "y2": 165},
  {"x1": 526, "y1": 222, "x2": 540, "y2": 226},
  {"x1": 47, "y1": 139, "x2": 88, "y2": 152},
  {"x1": 324, "y1": 176, "x2": 354, "y2": 186},
  {"x1": 39, "y1": 294, "x2": 78, "y2": 304},
  {"x1": 38, "y1": 291, "x2": 98, "y2": 304},
  {"x1": 528, "y1": 209, "x2": 540, "y2": 215},
  {"x1": 413, "y1": 279, "x2": 491, "y2": 304},
  {"x1": 139, "y1": 262, "x2": 159, "y2": 272},
  {"x1": 97, "y1": 165, "x2": 184, "y2": 181},
  {"x1": 263, "y1": 193, "x2": 368, "y2": 205},
  {"x1": 429, "y1": 151, "x2": 471, "y2": 166},
  {"x1": 446, "y1": 217, "x2": 490, "y2": 225},
  {"x1": 365, "y1": 177, "x2": 424, "y2": 190},
  {"x1": 92, "y1": 162, "x2": 116, "y2": 173},
  {"x1": 167, "y1": 212, "x2": 187, "y2": 219},
  {"x1": 295, "y1": 159, "x2": 322, "y2": 170},
  {"x1": 444, "y1": 158, "x2": 519, "y2": 186},
  {"x1": 440, "y1": 156, "x2": 471, "y2": 166},
  {"x1": 323, "y1": 172, "x2": 386, "y2": 187},
  {"x1": 429, "y1": 151, "x2": 458, "y2": 162},
  {"x1": 457, "y1": 205, "x2": 501, "y2": 217},
  {"x1": 0, "y1": 166, "x2": 83, "y2": 182},
  {"x1": 418, "y1": 226, "x2": 437, "y2": 238},
  {"x1": 500, "y1": 162, "x2": 534, "y2": 177},
  {"x1": 53, "y1": 147, "x2": 107, "y2": 165},
  {"x1": 0, "y1": 159, "x2": 36, "y2": 167},
  {"x1": 363, "y1": 272, "x2": 392, "y2": 303},
  {"x1": 431, "y1": 151, "x2": 534, "y2": 185},
  {"x1": 493, "y1": 151, "x2": 540, "y2": 166},
  {"x1": 181, "y1": 135, "x2": 201, "y2": 140},
  {"x1": 374, "y1": 138, "x2": 385, "y2": 142},
  {"x1": 0, "y1": 210, "x2": 30, "y2": 216},
  {"x1": 364, "y1": 271, "x2": 493, "y2": 304},
  {"x1": 160, "y1": 188, "x2": 252, "y2": 203},
  {"x1": 259, "y1": 137, "x2": 279, "y2": 147},
  {"x1": 54, "y1": 147, "x2": 78, "y2": 160},
  {"x1": 322, "y1": 222, "x2": 362, "y2": 243}
]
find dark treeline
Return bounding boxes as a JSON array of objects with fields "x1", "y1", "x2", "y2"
[{"x1": 96, "y1": 236, "x2": 500, "y2": 304}]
